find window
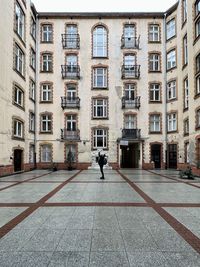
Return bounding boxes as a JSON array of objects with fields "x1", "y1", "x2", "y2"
[
  {"x1": 65, "y1": 25, "x2": 78, "y2": 48},
  {"x1": 41, "y1": 24, "x2": 53, "y2": 42},
  {"x1": 41, "y1": 144, "x2": 52, "y2": 162},
  {"x1": 195, "y1": 18, "x2": 200, "y2": 38},
  {"x1": 41, "y1": 114, "x2": 52, "y2": 132},
  {"x1": 41, "y1": 84, "x2": 52, "y2": 102},
  {"x1": 167, "y1": 80, "x2": 176, "y2": 101},
  {"x1": 182, "y1": 0, "x2": 187, "y2": 23},
  {"x1": 66, "y1": 144, "x2": 76, "y2": 162},
  {"x1": 150, "y1": 114, "x2": 161, "y2": 132},
  {"x1": 123, "y1": 54, "x2": 139, "y2": 78},
  {"x1": 149, "y1": 24, "x2": 160, "y2": 42},
  {"x1": 183, "y1": 118, "x2": 189, "y2": 135},
  {"x1": 66, "y1": 84, "x2": 77, "y2": 99},
  {"x1": 125, "y1": 114, "x2": 136, "y2": 129},
  {"x1": 167, "y1": 113, "x2": 177, "y2": 132},
  {"x1": 166, "y1": 19, "x2": 176, "y2": 40},
  {"x1": 30, "y1": 48, "x2": 36, "y2": 69},
  {"x1": 184, "y1": 142, "x2": 189, "y2": 163},
  {"x1": 66, "y1": 115, "x2": 77, "y2": 131},
  {"x1": 93, "y1": 129, "x2": 108, "y2": 149},
  {"x1": 31, "y1": 17, "x2": 36, "y2": 39},
  {"x1": 149, "y1": 53, "x2": 160, "y2": 72},
  {"x1": 184, "y1": 78, "x2": 189, "y2": 109},
  {"x1": 14, "y1": 44, "x2": 25, "y2": 76},
  {"x1": 29, "y1": 112, "x2": 35, "y2": 132},
  {"x1": 183, "y1": 35, "x2": 188, "y2": 66},
  {"x1": 13, "y1": 119, "x2": 24, "y2": 138},
  {"x1": 30, "y1": 80, "x2": 35, "y2": 101},
  {"x1": 196, "y1": 53, "x2": 200, "y2": 74},
  {"x1": 93, "y1": 99, "x2": 108, "y2": 118},
  {"x1": 15, "y1": 2, "x2": 25, "y2": 40},
  {"x1": 149, "y1": 83, "x2": 161, "y2": 102},
  {"x1": 167, "y1": 50, "x2": 176, "y2": 70},
  {"x1": 41, "y1": 53, "x2": 53, "y2": 72},
  {"x1": 29, "y1": 144, "x2": 35, "y2": 163},
  {"x1": 196, "y1": 109, "x2": 200, "y2": 128},
  {"x1": 195, "y1": 0, "x2": 200, "y2": 17},
  {"x1": 93, "y1": 26, "x2": 107, "y2": 57},
  {"x1": 93, "y1": 67, "x2": 107, "y2": 88},
  {"x1": 65, "y1": 54, "x2": 78, "y2": 77},
  {"x1": 14, "y1": 85, "x2": 24, "y2": 107},
  {"x1": 123, "y1": 24, "x2": 136, "y2": 48},
  {"x1": 124, "y1": 84, "x2": 136, "y2": 100}
]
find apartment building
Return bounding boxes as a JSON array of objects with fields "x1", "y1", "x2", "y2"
[{"x1": 0, "y1": 0, "x2": 199, "y2": 176}]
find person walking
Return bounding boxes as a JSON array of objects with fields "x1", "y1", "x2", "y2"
[{"x1": 98, "y1": 152, "x2": 106, "y2": 179}]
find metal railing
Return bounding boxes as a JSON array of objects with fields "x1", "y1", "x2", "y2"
[
  {"x1": 121, "y1": 35, "x2": 140, "y2": 49},
  {"x1": 60, "y1": 129, "x2": 80, "y2": 140},
  {"x1": 121, "y1": 65, "x2": 140, "y2": 79},
  {"x1": 61, "y1": 34, "x2": 80, "y2": 49},
  {"x1": 61, "y1": 65, "x2": 80, "y2": 79},
  {"x1": 121, "y1": 96, "x2": 141, "y2": 109},
  {"x1": 122, "y1": 128, "x2": 141, "y2": 139},
  {"x1": 61, "y1": 97, "x2": 80, "y2": 109}
]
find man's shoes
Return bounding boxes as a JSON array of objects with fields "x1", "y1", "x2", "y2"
[{"x1": 100, "y1": 177, "x2": 105, "y2": 179}]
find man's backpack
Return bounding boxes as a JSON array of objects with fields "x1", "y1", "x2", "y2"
[{"x1": 103, "y1": 157, "x2": 107, "y2": 165}]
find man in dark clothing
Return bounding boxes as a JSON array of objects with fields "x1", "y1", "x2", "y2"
[{"x1": 98, "y1": 152, "x2": 106, "y2": 179}]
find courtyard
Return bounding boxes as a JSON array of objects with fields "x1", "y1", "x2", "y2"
[{"x1": 0, "y1": 169, "x2": 200, "y2": 266}]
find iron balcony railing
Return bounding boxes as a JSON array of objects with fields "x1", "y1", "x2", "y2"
[
  {"x1": 61, "y1": 97, "x2": 80, "y2": 109},
  {"x1": 61, "y1": 65, "x2": 80, "y2": 79},
  {"x1": 121, "y1": 96, "x2": 141, "y2": 109},
  {"x1": 122, "y1": 128, "x2": 141, "y2": 139},
  {"x1": 121, "y1": 65, "x2": 140, "y2": 79},
  {"x1": 61, "y1": 129, "x2": 80, "y2": 141},
  {"x1": 121, "y1": 35, "x2": 140, "y2": 49},
  {"x1": 61, "y1": 34, "x2": 80, "y2": 49}
]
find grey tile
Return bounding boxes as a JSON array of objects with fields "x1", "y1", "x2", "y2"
[
  {"x1": 12, "y1": 252, "x2": 53, "y2": 267},
  {"x1": 164, "y1": 251, "x2": 200, "y2": 267},
  {"x1": 89, "y1": 251, "x2": 130, "y2": 267}
]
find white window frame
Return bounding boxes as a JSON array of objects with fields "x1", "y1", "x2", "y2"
[
  {"x1": 14, "y1": 86, "x2": 24, "y2": 107},
  {"x1": 167, "y1": 50, "x2": 176, "y2": 70},
  {"x1": 149, "y1": 24, "x2": 160, "y2": 42},
  {"x1": 184, "y1": 118, "x2": 189, "y2": 135},
  {"x1": 196, "y1": 75, "x2": 200, "y2": 95},
  {"x1": 167, "y1": 113, "x2": 177, "y2": 132},
  {"x1": 41, "y1": 114, "x2": 52, "y2": 132},
  {"x1": 29, "y1": 112, "x2": 35, "y2": 132},
  {"x1": 14, "y1": 119, "x2": 23, "y2": 138},
  {"x1": 41, "y1": 84, "x2": 51, "y2": 102},
  {"x1": 166, "y1": 19, "x2": 176, "y2": 40},
  {"x1": 31, "y1": 17, "x2": 36, "y2": 39},
  {"x1": 167, "y1": 80, "x2": 176, "y2": 100},
  {"x1": 149, "y1": 54, "x2": 160, "y2": 71},
  {"x1": 15, "y1": 44, "x2": 24, "y2": 75},
  {"x1": 42, "y1": 54, "x2": 52, "y2": 72},
  {"x1": 15, "y1": 2, "x2": 25, "y2": 40},
  {"x1": 29, "y1": 144, "x2": 35, "y2": 163},
  {"x1": 150, "y1": 83, "x2": 160, "y2": 102},
  {"x1": 125, "y1": 115, "x2": 137, "y2": 129},
  {"x1": 150, "y1": 114, "x2": 161, "y2": 132},
  {"x1": 197, "y1": 109, "x2": 200, "y2": 128},
  {"x1": 30, "y1": 80, "x2": 35, "y2": 100},
  {"x1": 184, "y1": 78, "x2": 189, "y2": 109},
  {"x1": 30, "y1": 48, "x2": 36, "y2": 69},
  {"x1": 93, "y1": 68, "x2": 107, "y2": 88},
  {"x1": 195, "y1": 0, "x2": 200, "y2": 17},
  {"x1": 93, "y1": 26, "x2": 107, "y2": 57},
  {"x1": 66, "y1": 115, "x2": 77, "y2": 131},
  {"x1": 41, "y1": 145, "x2": 52, "y2": 162},
  {"x1": 182, "y1": 0, "x2": 187, "y2": 23},
  {"x1": 93, "y1": 99, "x2": 108, "y2": 118},
  {"x1": 124, "y1": 84, "x2": 136, "y2": 100},
  {"x1": 195, "y1": 19, "x2": 200, "y2": 38},
  {"x1": 183, "y1": 35, "x2": 188, "y2": 66},
  {"x1": 66, "y1": 144, "x2": 76, "y2": 162},
  {"x1": 42, "y1": 24, "x2": 53, "y2": 42},
  {"x1": 93, "y1": 129, "x2": 108, "y2": 149}
]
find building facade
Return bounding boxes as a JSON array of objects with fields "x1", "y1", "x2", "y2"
[{"x1": 0, "y1": 0, "x2": 200, "y2": 176}]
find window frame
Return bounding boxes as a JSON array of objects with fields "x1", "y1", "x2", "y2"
[
  {"x1": 40, "y1": 144, "x2": 52, "y2": 162},
  {"x1": 167, "y1": 49, "x2": 176, "y2": 70},
  {"x1": 29, "y1": 112, "x2": 35, "y2": 132},
  {"x1": 41, "y1": 83, "x2": 52, "y2": 102},
  {"x1": 149, "y1": 114, "x2": 161, "y2": 133},
  {"x1": 149, "y1": 83, "x2": 161, "y2": 102},
  {"x1": 167, "y1": 113, "x2": 177, "y2": 132},
  {"x1": 93, "y1": 67, "x2": 108, "y2": 88},
  {"x1": 92, "y1": 99, "x2": 108, "y2": 119},
  {"x1": 41, "y1": 53, "x2": 53, "y2": 72},
  {"x1": 14, "y1": 85, "x2": 24, "y2": 108},
  {"x1": 149, "y1": 24, "x2": 160, "y2": 42},
  {"x1": 149, "y1": 53, "x2": 160, "y2": 72},
  {"x1": 13, "y1": 119, "x2": 24, "y2": 139},
  {"x1": 166, "y1": 18, "x2": 176, "y2": 40},
  {"x1": 41, "y1": 24, "x2": 53, "y2": 43},
  {"x1": 40, "y1": 113, "x2": 52, "y2": 133},
  {"x1": 93, "y1": 128, "x2": 108, "y2": 149},
  {"x1": 167, "y1": 80, "x2": 176, "y2": 101},
  {"x1": 15, "y1": 2, "x2": 25, "y2": 41},
  {"x1": 92, "y1": 25, "x2": 108, "y2": 58},
  {"x1": 14, "y1": 44, "x2": 25, "y2": 76},
  {"x1": 183, "y1": 77, "x2": 189, "y2": 110}
]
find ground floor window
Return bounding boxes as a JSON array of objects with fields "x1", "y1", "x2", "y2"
[
  {"x1": 66, "y1": 144, "x2": 76, "y2": 162},
  {"x1": 41, "y1": 144, "x2": 52, "y2": 162},
  {"x1": 93, "y1": 129, "x2": 108, "y2": 149}
]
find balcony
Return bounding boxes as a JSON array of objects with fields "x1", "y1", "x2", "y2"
[
  {"x1": 61, "y1": 65, "x2": 80, "y2": 79},
  {"x1": 121, "y1": 96, "x2": 141, "y2": 109},
  {"x1": 61, "y1": 129, "x2": 80, "y2": 141},
  {"x1": 121, "y1": 35, "x2": 140, "y2": 49},
  {"x1": 121, "y1": 65, "x2": 140, "y2": 79},
  {"x1": 122, "y1": 129, "x2": 141, "y2": 139},
  {"x1": 61, "y1": 34, "x2": 80, "y2": 49},
  {"x1": 61, "y1": 97, "x2": 80, "y2": 109}
]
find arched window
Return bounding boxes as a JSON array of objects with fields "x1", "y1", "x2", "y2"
[{"x1": 93, "y1": 26, "x2": 107, "y2": 57}]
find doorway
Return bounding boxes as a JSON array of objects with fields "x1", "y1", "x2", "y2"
[
  {"x1": 14, "y1": 149, "x2": 23, "y2": 172},
  {"x1": 151, "y1": 144, "x2": 161, "y2": 169},
  {"x1": 168, "y1": 144, "x2": 177, "y2": 169},
  {"x1": 121, "y1": 143, "x2": 139, "y2": 168}
]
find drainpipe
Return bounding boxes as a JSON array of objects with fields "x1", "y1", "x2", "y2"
[{"x1": 163, "y1": 13, "x2": 168, "y2": 169}]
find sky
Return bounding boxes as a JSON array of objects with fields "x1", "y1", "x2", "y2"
[{"x1": 31, "y1": 0, "x2": 178, "y2": 13}]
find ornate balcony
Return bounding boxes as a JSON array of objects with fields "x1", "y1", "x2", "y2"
[
  {"x1": 121, "y1": 96, "x2": 141, "y2": 109},
  {"x1": 121, "y1": 65, "x2": 140, "y2": 79},
  {"x1": 60, "y1": 129, "x2": 80, "y2": 141},
  {"x1": 121, "y1": 35, "x2": 140, "y2": 49},
  {"x1": 122, "y1": 129, "x2": 141, "y2": 139},
  {"x1": 61, "y1": 34, "x2": 80, "y2": 49},
  {"x1": 61, "y1": 97, "x2": 80, "y2": 109},
  {"x1": 61, "y1": 65, "x2": 80, "y2": 79}
]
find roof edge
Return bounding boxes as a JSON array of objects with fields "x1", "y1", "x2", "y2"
[{"x1": 165, "y1": 1, "x2": 179, "y2": 17}]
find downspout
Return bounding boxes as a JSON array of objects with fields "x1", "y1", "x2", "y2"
[{"x1": 163, "y1": 13, "x2": 168, "y2": 169}]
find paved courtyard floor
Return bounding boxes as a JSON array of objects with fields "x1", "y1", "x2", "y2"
[{"x1": 0, "y1": 169, "x2": 200, "y2": 266}]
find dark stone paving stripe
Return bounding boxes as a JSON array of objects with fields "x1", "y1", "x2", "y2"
[
  {"x1": 160, "y1": 203, "x2": 200, "y2": 207},
  {"x1": 0, "y1": 172, "x2": 53, "y2": 192},
  {"x1": 147, "y1": 170, "x2": 200, "y2": 189},
  {"x1": 117, "y1": 170, "x2": 200, "y2": 255},
  {"x1": 0, "y1": 203, "x2": 33, "y2": 207},
  {"x1": 0, "y1": 170, "x2": 82, "y2": 239},
  {"x1": 69, "y1": 181, "x2": 126, "y2": 183},
  {"x1": 43, "y1": 202, "x2": 149, "y2": 207}
]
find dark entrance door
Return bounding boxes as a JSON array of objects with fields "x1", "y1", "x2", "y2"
[
  {"x1": 168, "y1": 144, "x2": 177, "y2": 169},
  {"x1": 14, "y1": 149, "x2": 22, "y2": 172},
  {"x1": 151, "y1": 144, "x2": 161, "y2": 168},
  {"x1": 121, "y1": 143, "x2": 139, "y2": 168}
]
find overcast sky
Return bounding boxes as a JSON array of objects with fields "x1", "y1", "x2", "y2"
[{"x1": 32, "y1": 0, "x2": 178, "y2": 13}]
